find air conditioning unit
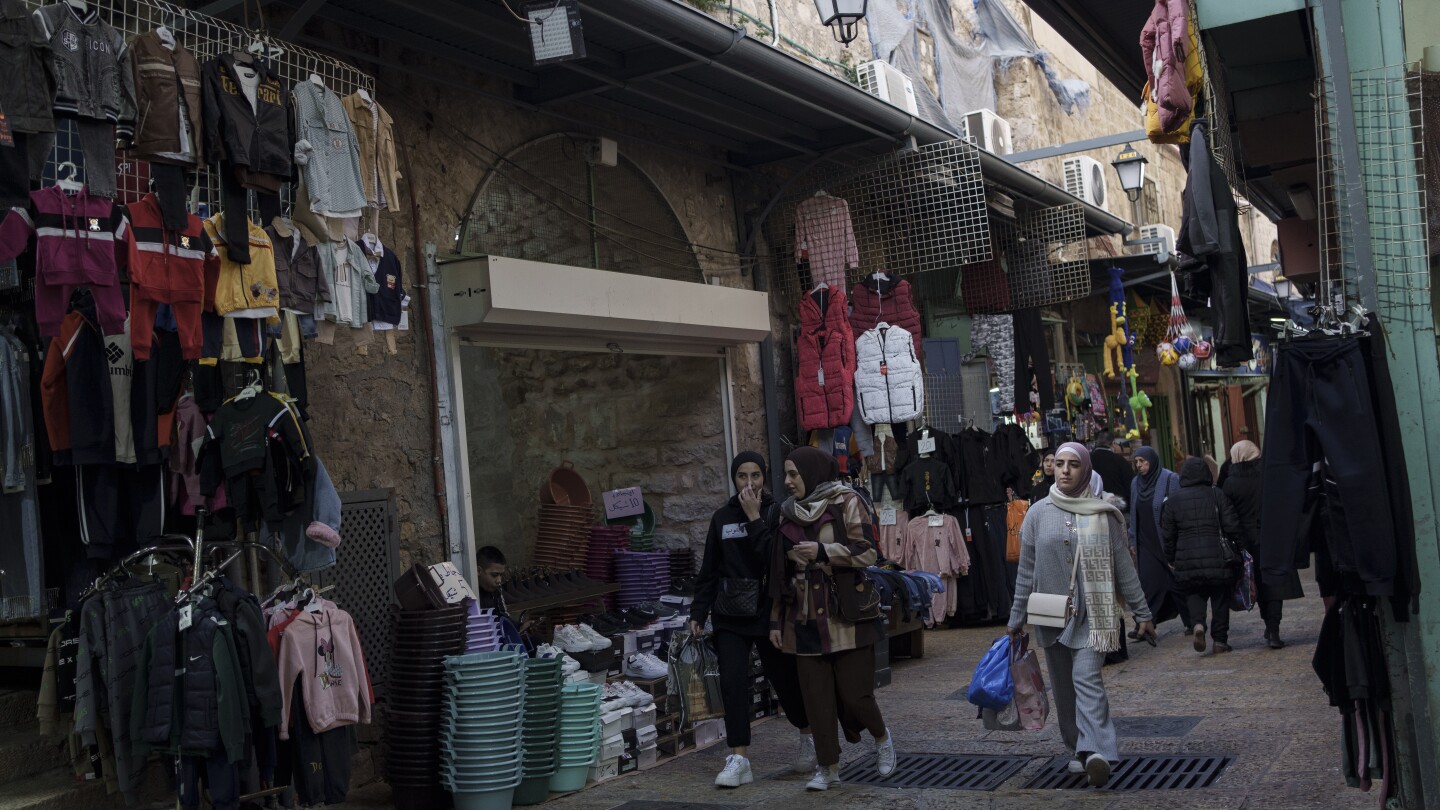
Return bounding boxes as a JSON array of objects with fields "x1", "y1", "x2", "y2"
[
  {"x1": 1136, "y1": 223, "x2": 1176, "y2": 260},
  {"x1": 857, "y1": 60, "x2": 918, "y2": 116},
  {"x1": 961, "y1": 109, "x2": 1013, "y2": 156},
  {"x1": 1063, "y1": 156, "x2": 1107, "y2": 207}
]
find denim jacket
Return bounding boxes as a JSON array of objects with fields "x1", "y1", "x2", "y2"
[
  {"x1": 0, "y1": 0, "x2": 53, "y2": 134},
  {"x1": 32, "y1": 3, "x2": 135, "y2": 135}
]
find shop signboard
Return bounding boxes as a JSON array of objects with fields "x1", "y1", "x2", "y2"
[{"x1": 604, "y1": 487, "x2": 646, "y2": 520}]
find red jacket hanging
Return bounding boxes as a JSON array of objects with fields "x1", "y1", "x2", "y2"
[
  {"x1": 795, "y1": 287, "x2": 855, "y2": 431},
  {"x1": 849, "y1": 275, "x2": 923, "y2": 359}
]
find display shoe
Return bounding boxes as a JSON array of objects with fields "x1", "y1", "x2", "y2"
[
  {"x1": 793, "y1": 733, "x2": 817, "y2": 773},
  {"x1": 553, "y1": 626, "x2": 594, "y2": 654},
  {"x1": 805, "y1": 765, "x2": 841, "y2": 791},
  {"x1": 618, "y1": 681, "x2": 651, "y2": 708},
  {"x1": 715, "y1": 754, "x2": 754, "y2": 788},
  {"x1": 875, "y1": 729, "x2": 896, "y2": 777},
  {"x1": 1084, "y1": 753, "x2": 1111, "y2": 787},
  {"x1": 580, "y1": 613, "x2": 626, "y2": 636},
  {"x1": 624, "y1": 653, "x2": 668, "y2": 680},
  {"x1": 1265, "y1": 631, "x2": 1286, "y2": 650},
  {"x1": 575, "y1": 624, "x2": 613, "y2": 649},
  {"x1": 635, "y1": 600, "x2": 678, "y2": 619},
  {"x1": 1192, "y1": 624, "x2": 1206, "y2": 652}
]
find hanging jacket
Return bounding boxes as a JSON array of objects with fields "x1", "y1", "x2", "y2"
[
  {"x1": 794, "y1": 287, "x2": 855, "y2": 431},
  {"x1": 854, "y1": 323, "x2": 924, "y2": 425},
  {"x1": 956, "y1": 427, "x2": 1007, "y2": 506},
  {"x1": 276, "y1": 604, "x2": 373, "y2": 739},
  {"x1": 849, "y1": 276, "x2": 923, "y2": 358},
  {"x1": 291, "y1": 80, "x2": 367, "y2": 218},
  {"x1": 127, "y1": 30, "x2": 204, "y2": 164},
  {"x1": 265, "y1": 220, "x2": 328, "y2": 314},
  {"x1": 33, "y1": 3, "x2": 135, "y2": 134},
  {"x1": 900, "y1": 456, "x2": 956, "y2": 514},
  {"x1": 1161, "y1": 458, "x2": 1243, "y2": 588},
  {"x1": 133, "y1": 598, "x2": 249, "y2": 763},
  {"x1": 214, "y1": 579, "x2": 284, "y2": 728},
  {"x1": 1139, "y1": 0, "x2": 1193, "y2": 135},
  {"x1": 1177, "y1": 121, "x2": 1252, "y2": 366},
  {"x1": 0, "y1": 0, "x2": 53, "y2": 135},
  {"x1": 203, "y1": 213, "x2": 279, "y2": 320},
  {"x1": 40, "y1": 298, "x2": 109, "y2": 465},
  {"x1": 201, "y1": 52, "x2": 293, "y2": 180},
  {"x1": 342, "y1": 92, "x2": 400, "y2": 211},
  {"x1": 125, "y1": 193, "x2": 212, "y2": 359},
  {"x1": 316, "y1": 239, "x2": 376, "y2": 328},
  {"x1": 903, "y1": 513, "x2": 970, "y2": 577},
  {"x1": 361, "y1": 235, "x2": 403, "y2": 325}
]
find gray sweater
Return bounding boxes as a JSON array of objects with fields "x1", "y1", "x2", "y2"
[{"x1": 1008, "y1": 497, "x2": 1153, "y2": 649}]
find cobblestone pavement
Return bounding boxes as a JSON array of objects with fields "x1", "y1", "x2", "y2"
[{"x1": 338, "y1": 568, "x2": 1372, "y2": 809}]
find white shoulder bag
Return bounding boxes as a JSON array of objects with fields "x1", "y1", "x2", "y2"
[{"x1": 1025, "y1": 543, "x2": 1080, "y2": 628}]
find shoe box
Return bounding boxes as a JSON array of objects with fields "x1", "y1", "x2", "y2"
[
  {"x1": 587, "y1": 757, "x2": 620, "y2": 785},
  {"x1": 622, "y1": 629, "x2": 656, "y2": 655},
  {"x1": 630, "y1": 703, "x2": 657, "y2": 730},
  {"x1": 600, "y1": 708, "x2": 631, "y2": 739},
  {"x1": 636, "y1": 745, "x2": 660, "y2": 770},
  {"x1": 692, "y1": 718, "x2": 725, "y2": 748}
]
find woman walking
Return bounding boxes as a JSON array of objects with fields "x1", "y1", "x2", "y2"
[
  {"x1": 1008, "y1": 443, "x2": 1155, "y2": 787},
  {"x1": 771, "y1": 447, "x2": 893, "y2": 792},
  {"x1": 690, "y1": 451, "x2": 814, "y2": 788},
  {"x1": 1030, "y1": 448, "x2": 1056, "y2": 505},
  {"x1": 1128, "y1": 447, "x2": 1190, "y2": 631},
  {"x1": 1162, "y1": 458, "x2": 1243, "y2": 653},
  {"x1": 1221, "y1": 440, "x2": 1303, "y2": 648}
]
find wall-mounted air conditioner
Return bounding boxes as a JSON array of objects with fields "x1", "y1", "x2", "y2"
[
  {"x1": 961, "y1": 109, "x2": 1013, "y2": 156},
  {"x1": 857, "y1": 60, "x2": 919, "y2": 116},
  {"x1": 1136, "y1": 224, "x2": 1176, "y2": 260},
  {"x1": 1063, "y1": 156, "x2": 1107, "y2": 207}
]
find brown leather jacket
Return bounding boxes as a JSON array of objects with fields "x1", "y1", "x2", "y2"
[
  {"x1": 129, "y1": 30, "x2": 203, "y2": 164},
  {"x1": 342, "y1": 92, "x2": 400, "y2": 211}
]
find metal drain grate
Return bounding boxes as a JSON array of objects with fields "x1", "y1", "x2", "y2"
[
  {"x1": 1114, "y1": 716, "x2": 1203, "y2": 738},
  {"x1": 1024, "y1": 755, "x2": 1231, "y2": 790},
  {"x1": 840, "y1": 753, "x2": 1030, "y2": 791},
  {"x1": 605, "y1": 804, "x2": 742, "y2": 810}
]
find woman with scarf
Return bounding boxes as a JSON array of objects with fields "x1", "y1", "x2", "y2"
[
  {"x1": 689, "y1": 451, "x2": 814, "y2": 788},
  {"x1": 1008, "y1": 443, "x2": 1155, "y2": 787},
  {"x1": 1163, "y1": 457, "x2": 1243, "y2": 654},
  {"x1": 1127, "y1": 447, "x2": 1190, "y2": 632},
  {"x1": 769, "y1": 447, "x2": 894, "y2": 792},
  {"x1": 1221, "y1": 440, "x2": 1302, "y2": 649},
  {"x1": 1030, "y1": 448, "x2": 1056, "y2": 505}
]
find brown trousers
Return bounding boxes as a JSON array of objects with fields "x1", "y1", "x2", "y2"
[{"x1": 795, "y1": 645, "x2": 887, "y2": 766}]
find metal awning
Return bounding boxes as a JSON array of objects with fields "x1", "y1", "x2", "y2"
[{"x1": 236, "y1": 0, "x2": 1129, "y2": 235}]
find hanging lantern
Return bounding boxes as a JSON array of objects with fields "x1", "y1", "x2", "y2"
[{"x1": 814, "y1": 0, "x2": 868, "y2": 44}]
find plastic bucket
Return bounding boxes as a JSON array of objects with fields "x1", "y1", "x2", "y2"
[
  {"x1": 548, "y1": 763, "x2": 590, "y2": 793},
  {"x1": 449, "y1": 787, "x2": 517, "y2": 810},
  {"x1": 512, "y1": 775, "x2": 553, "y2": 805}
]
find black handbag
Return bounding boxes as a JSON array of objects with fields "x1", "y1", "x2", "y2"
[
  {"x1": 713, "y1": 577, "x2": 761, "y2": 618},
  {"x1": 829, "y1": 568, "x2": 882, "y2": 623},
  {"x1": 1212, "y1": 495, "x2": 1240, "y2": 568}
]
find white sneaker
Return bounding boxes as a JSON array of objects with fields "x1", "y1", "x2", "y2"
[
  {"x1": 714, "y1": 754, "x2": 753, "y2": 788},
  {"x1": 1066, "y1": 757, "x2": 1085, "y2": 774},
  {"x1": 576, "y1": 623, "x2": 613, "y2": 649},
  {"x1": 793, "y1": 734, "x2": 817, "y2": 773},
  {"x1": 553, "y1": 626, "x2": 591, "y2": 654},
  {"x1": 875, "y1": 729, "x2": 896, "y2": 777},
  {"x1": 624, "y1": 653, "x2": 667, "y2": 679},
  {"x1": 805, "y1": 764, "x2": 840, "y2": 791},
  {"x1": 619, "y1": 682, "x2": 650, "y2": 708}
]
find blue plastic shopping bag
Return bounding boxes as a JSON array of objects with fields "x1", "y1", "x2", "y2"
[{"x1": 967, "y1": 635, "x2": 1015, "y2": 710}]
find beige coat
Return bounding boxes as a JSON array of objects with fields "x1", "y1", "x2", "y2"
[{"x1": 342, "y1": 92, "x2": 400, "y2": 211}]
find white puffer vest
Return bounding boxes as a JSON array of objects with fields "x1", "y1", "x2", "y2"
[{"x1": 854, "y1": 323, "x2": 924, "y2": 424}]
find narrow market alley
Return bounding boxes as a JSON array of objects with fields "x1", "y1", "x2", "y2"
[{"x1": 328, "y1": 568, "x2": 1362, "y2": 810}]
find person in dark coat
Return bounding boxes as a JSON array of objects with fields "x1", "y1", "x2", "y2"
[
  {"x1": 690, "y1": 451, "x2": 813, "y2": 788},
  {"x1": 1221, "y1": 440, "x2": 1303, "y2": 649},
  {"x1": 1128, "y1": 447, "x2": 1190, "y2": 631},
  {"x1": 1090, "y1": 432, "x2": 1135, "y2": 500},
  {"x1": 1030, "y1": 448, "x2": 1055, "y2": 505},
  {"x1": 1162, "y1": 457, "x2": 1242, "y2": 653}
]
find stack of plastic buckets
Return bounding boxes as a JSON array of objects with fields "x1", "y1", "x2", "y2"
[
  {"x1": 513, "y1": 657, "x2": 564, "y2": 805},
  {"x1": 441, "y1": 650, "x2": 525, "y2": 810},
  {"x1": 465, "y1": 600, "x2": 501, "y2": 653},
  {"x1": 549, "y1": 682, "x2": 602, "y2": 793}
]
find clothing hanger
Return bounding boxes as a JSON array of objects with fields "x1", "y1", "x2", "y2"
[
  {"x1": 233, "y1": 369, "x2": 263, "y2": 400},
  {"x1": 65, "y1": 0, "x2": 86, "y2": 13},
  {"x1": 356, "y1": 87, "x2": 373, "y2": 104},
  {"x1": 55, "y1": 162, "x2": 82, "y2": 193},
  {"x1": 308, "y1": 72, "x2": 325, "y2": 88},
  {"x1": 813, "y1": 189, "x2": 830, "y2": 197}
]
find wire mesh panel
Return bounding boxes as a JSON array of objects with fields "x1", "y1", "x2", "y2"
[
  {"x1": 1316, "y1": 65, "x2": 1430, "y2": 324},
  {"x1": 963, "y1": 205, "x2": 1090, "y2": 314},
  {"x1": 311, "y1": 490, "x2": 401, "y2": 700},
  {"x1": 22, "y1": 0, "x2": 375, "y2": 211},
  {"x1": 765, "y1": 140, "x2": 990, "y2": 301},
  {"x1": 924, "y1": 371, "x2": 965, "y2": 428}
]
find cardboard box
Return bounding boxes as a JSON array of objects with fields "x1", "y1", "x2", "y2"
[
  {"x1": 630, "y1": 704, "x2": 657, "y2": 730},
  {"x1": 637, "y1": 745, "x2": 660, "y2": 770},
  {"x1": 587, "y1": 757, "x2": 619, "y2": 784}
]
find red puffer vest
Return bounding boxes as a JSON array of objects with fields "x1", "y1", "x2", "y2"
[
  {"x1": 849, "y1": 276, "x2": 923, "y2": 358},
  {"x1": 795, "y1": 287, "x2": 855, "y2": 431}
]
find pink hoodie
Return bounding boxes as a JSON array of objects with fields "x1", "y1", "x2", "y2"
[{"x1": 276, "y1": 604, "x2": 372, "y2": 739}]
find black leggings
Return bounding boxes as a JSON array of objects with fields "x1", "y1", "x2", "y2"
[{"x1": 713, "y1": 629, "x2": 809, "y2": 748}]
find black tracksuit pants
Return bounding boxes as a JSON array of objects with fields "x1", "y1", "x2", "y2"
[
  {"x1": 1260, "y1": 339, "x2": 1396, "y2": 596},
  {"x1": 713, "y1": 629, "x2": 809, "y2": 748},
  {"x1": 1187, "y1": 585, "x2": 1231, "y2": 644},
  {"x1": 1013, "y1": 307, "x2": 1054, "y2": 413}
]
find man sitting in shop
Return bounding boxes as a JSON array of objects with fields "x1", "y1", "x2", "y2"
[{"x1": 476, "y1": 545, "x2": 513, "y2": 617}]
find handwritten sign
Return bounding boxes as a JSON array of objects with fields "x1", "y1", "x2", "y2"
[
  {"x1": 917, "y1": 436, "x2": 937, "y2": 456},
  {"x1": 879, "y1": 508, "x2": 897, "y2": 526},
  {"x1": 604, "y1": 487, "x2": 645, "y2": 520}
]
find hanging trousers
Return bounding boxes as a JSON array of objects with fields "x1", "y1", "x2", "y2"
[
  {"x1": 1186, "y1": 585, "x2": 1231, "y2": 644},
  {"x1": 1012, "y1": 307, "x2": 1054, "y2": 412},
  {"x1": 1260, "y1": 339, "x2": 1396, "y2": 596},
  {"x1": 1044, "y1": 643, "x2": 1117, "y2": 762},
  {"x1": 35, "y1": 117, "x2": 117, "y2": 198},
  {"x1": 795, "y1": 645, "x2": 886, "y2": 767},
  {"x1": 713, "y1": 629, "x2": 809, "y2": 748},
  {"x1": 149, "y1": 163, "x2": 191, "y2": 231},
  {"x1": 176, "y1": 754, "x2": 239, "y2": 810},
  {"x1": 276, "y1": 678, "x2": 355, "y2": 805}
]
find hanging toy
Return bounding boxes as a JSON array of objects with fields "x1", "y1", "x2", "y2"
[
  {"x1": 1065, "y1": 377, "x2": 1086, "y2": 416},
  {"x1": 1162, "y1": 269, "x2": 1194, "y2": 367},
  {"x1": 1104, "y1": 303, "x2": 1127, "y2": 379},
  {"x1": 1126, "y1": 367, "x2": 1152, "y2": 434}
]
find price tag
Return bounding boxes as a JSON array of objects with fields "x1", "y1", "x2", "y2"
[
  {"x1": 178, "y1": 603, "x2": 193, "y2": 631},
  {"x1": 917, "y1": 436, "x2": 936, "y2": 456},
  {"x1": 817, "y1": 367, "x2": 825, "y2": 386},
  {"x1": 879, "y1": 508, "x2": 897, "y2": 526},
  {"x1": 603, "y1": 487, "x2": 645, "y2": 520},
  {"x1": 927, "y1": 514, "x2": 944, "y2": 527},
  {"x1": 0, "y1": 111, "x2": 13, "y2": 148},
  {"x1": 965, "y1": 527, "x2": 974, "y2": 541}
]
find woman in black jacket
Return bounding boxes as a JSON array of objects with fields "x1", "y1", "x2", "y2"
[
  {"x1": 689, "y1": 451, "x2": 812, "y2": 788},
  {"x1": 1221, "y1": 440, "x2": 1303, "y2": 649},
  {"x1": 1162, "y1": 458, "x2": 1243, "y2": 653}
]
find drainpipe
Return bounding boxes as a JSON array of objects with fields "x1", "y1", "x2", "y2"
[{"x1": 767, "y1": 0, "x2": 779, "y2": 45}]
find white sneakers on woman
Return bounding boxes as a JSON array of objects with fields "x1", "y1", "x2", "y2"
[
  {"x1": 806, "y1": 764, "x2": 841, "y2": 791},
  {"x1": 875, "y1": 729, "x2": 897, "y2": 777},
  {"x1": 793, "y1": 734, "x2": 817, "y2": 773},
  {"x1": 715, "y1": 754, "x2": 754, "y2": 788}
]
